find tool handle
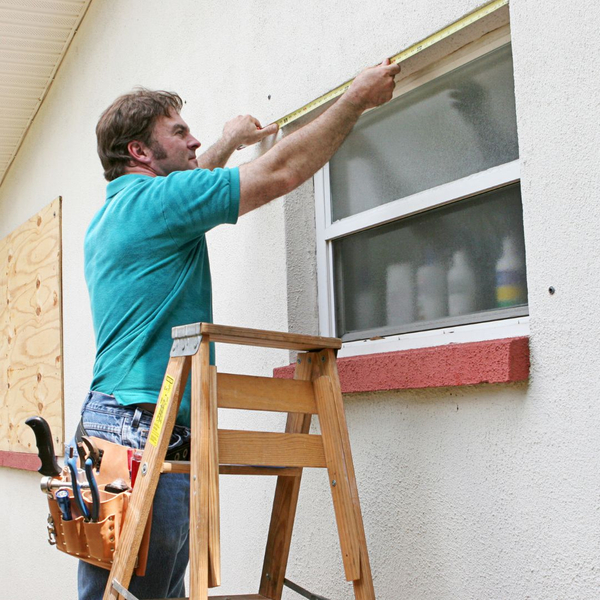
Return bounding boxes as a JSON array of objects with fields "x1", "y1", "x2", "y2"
[
  {"x1": 25, "y1": 417, "x2": 61, "y2": 477},
  {"x1": 85, "y1": 458, "x2": 100, "y2": 522},
  {"x1": 67, "y1": 456, "x2": 90, "y2": 521}
]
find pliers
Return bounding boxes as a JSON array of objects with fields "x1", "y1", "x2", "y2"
[
  {"x1": 66, "y1": 451, "x2": 90, "y2": 521},
  {"x1": 71, "y1": 438, "x2": 103, "y2": 521},
  {"x1": 77, "y1": 436, "x2": 104, "y2": 471},
  {"x1": 84, "y1": 457, "x2": 101, "y2": 522}
]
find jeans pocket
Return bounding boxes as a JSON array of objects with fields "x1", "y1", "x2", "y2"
[{"x1": 121, "y1": 411, "x2": 153, "y2": 449}]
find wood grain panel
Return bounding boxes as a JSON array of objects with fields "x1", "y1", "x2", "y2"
[{"x1": 0, "y1": 198, "x2": 63, "y2": 455}]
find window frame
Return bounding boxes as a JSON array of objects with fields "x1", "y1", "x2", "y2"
[{"x1": 314, "y1": 26, "x2": 530, "y2": 357}]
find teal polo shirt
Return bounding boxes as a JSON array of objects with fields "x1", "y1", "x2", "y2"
[{"x1": 85, "y1": 167, "x2": 240, "y2": 426}]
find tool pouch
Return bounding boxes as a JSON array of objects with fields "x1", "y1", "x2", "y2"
[{"x1": 46, "y1": 437, "x2": 152, "y2": 576}]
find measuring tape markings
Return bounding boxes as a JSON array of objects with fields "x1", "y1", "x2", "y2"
[{"x1": 274, "y1": 0, "x2": 508, "y2": 128}]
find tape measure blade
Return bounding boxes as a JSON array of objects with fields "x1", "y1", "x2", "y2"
[
  {"x1": 390, "y1": 0, "x2": 508, "y2": 64},
  {"x1": 275, "y1": 80, "x2": 353, "y2": 128}
]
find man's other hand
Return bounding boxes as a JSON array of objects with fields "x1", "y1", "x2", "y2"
[
  {"x1": 343, "y1": 59, "x2": 400, "y2": 112},
  {"x1": 223, "y1": 115, "x2": 279, "y2": 150}
]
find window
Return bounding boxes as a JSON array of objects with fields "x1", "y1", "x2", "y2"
[{"x1": 315, "y1": 32, "x2": 528, "y2": 356}]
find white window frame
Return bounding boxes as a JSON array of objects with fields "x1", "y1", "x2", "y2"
[{"x1": 314, "y1": 26, "x2": 529, "y2": 358}]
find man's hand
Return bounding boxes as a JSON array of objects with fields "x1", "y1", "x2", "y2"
[
  {"x1": 223, "y1": 115, "x2": 279, "y2": 150},
  {"x1": 342, "y1": 59, "x2": 400, "y2": 112},
  {"x1": 197, "y1": 115, "x2": 278, "y2": 170}
]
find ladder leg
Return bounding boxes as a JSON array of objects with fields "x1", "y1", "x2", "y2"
[
  {"x1": 259, "y1": 352, "x2": 315, "y2": 600},
  {"x1": 314, "y1": 375, "x2": 361, "y2": 582},
  {"x1": 103, "y1": 355, "x2": 191, "y2": 600},
  {"x1": 189, "y1": 339, "x2": 212, "y2": 600},
  {"x1": 316, "y1": 349, "x2": 375, "y2": 600},
  {"x1": 208, "y1": 365, "x2": 221, "y2": 587}
]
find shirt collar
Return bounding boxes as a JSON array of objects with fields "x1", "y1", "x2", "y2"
[{"x1": 106, "y1": 174, "x2": 151, "y2": 200}]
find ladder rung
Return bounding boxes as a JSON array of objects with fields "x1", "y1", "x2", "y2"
[
  {"x1": 162, "y1": 462, "x2": 302, "y2": 477},
  {"x1": 201, "y1": 323, "x2": 342, "y2": 351},
  {"x1": 219, "y1": 465, "x2": 302, "y2": 476},
  {"x1": 217, "y1": 373, "x2": 318, "y2": 414},
  {"x1": 219, "y1": 429, "x2": 326, "y2": 468}
]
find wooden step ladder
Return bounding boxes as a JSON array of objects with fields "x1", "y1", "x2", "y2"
[{"x1": 104, "y1": 323, "x2": 375, "y2": 600}]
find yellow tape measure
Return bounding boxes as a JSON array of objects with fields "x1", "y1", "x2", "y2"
[{"x1": 275, "y1": 0, "x2": 508, "y2": 128}]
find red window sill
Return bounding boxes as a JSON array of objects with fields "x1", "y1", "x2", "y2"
[{"x1": 274, "y1": 336, "x2": 529, "y2": 393}]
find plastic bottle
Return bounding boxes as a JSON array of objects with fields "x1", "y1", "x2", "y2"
[
  {"x1": 447, "y1": 249, "x2": 477, "y2": 316},
  {"x1": 386, "y1": 262, "x2": 416, "y2": 325},
  {"x1": 495, "y1": 235, "x2": 527, "y2": 307},
  {"x1": 416, "y1": 249, "x2": 447, "y2": 321},
  {"x1": 353, "y1": 285, "x2": 377, "y2": 331}
]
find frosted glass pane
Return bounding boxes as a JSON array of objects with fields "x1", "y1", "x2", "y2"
[
  {"x1": 330, "y1": 44, "x2": 519, "y2": 221},
  {"x1": 333, "y1": 184, "x2": 527, "y2": 339}
]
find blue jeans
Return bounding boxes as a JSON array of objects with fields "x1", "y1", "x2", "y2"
[{"x1": 75, "y1": 391, "x2": 190, "y2": 600}]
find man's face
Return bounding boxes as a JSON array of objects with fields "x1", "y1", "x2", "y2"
[{"x1": 147, "y1": 111, "x2": 201, "y2": 176}]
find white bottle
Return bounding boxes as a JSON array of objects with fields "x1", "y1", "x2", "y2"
[
  {"x1": 495, "y1": 235, "x2": 526, "y2": 307},
  {"x1": 386, "y1": 262, "x2": 415, "y2": 325},
  {"x1": 416, "y1": 250, "x2": 447, "y2": 321},
  {"x1": 354, "y1": 286, "x2": 377, "y2": 330},
  {"x1": 447, "y1": 249, "x2": 477, "y2": 316}
]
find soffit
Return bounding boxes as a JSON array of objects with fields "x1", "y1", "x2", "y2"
[{"x1": 0, "y1": 0, "x2": 92, "y2": 187}]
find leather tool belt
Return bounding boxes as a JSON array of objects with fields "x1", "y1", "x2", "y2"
[{"x1": 46, "y1": 436, "x2": 152, "y2": 576}]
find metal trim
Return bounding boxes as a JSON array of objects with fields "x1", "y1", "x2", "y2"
[{"x1": 170, "y1": 323, "x2": 202, "y2": 357}]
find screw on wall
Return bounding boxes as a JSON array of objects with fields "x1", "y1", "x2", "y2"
[{"x1": 548, "y1": 286, "x2": 556, "y2": 295}]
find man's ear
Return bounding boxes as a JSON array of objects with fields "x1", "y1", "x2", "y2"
[{"x1": 127, "y1": 140, "x2": 152, "y2": 165}]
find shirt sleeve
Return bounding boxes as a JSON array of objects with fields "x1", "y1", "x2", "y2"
[{"x1": 158, "y1": 167, "x2": 240, "y2": 247}]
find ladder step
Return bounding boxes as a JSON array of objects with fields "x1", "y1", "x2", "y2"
[
  {"x1": 219, "y1": 429, "x2": 326, "y2": 468},
  {"x1": 218, "y1": 373, "x2": 318, "y2": 414},
  {"x1": 162, "y1": 462, "x2": 302, "y2": 477},
  {"x1": 219, "y1": 465, "x2": 303, "y2": 477},
  {"x1": 200, "y1": 322, "x2": 342, "y2": 351}
]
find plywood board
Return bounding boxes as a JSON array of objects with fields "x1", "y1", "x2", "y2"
[{"x1": 0, "y1": 198, "x2": 63, "y2": 454}]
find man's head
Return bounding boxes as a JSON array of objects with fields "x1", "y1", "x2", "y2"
[{"x1": 96, "y1": 88, "x2": 200, "y2": 180}]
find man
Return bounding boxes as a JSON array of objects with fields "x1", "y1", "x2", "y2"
[{"x1": 79, "y1": 58, "x2": 399, "y2": 599}]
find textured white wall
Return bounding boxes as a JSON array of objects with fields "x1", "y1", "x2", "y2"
[{"x1": 0, "y1": 0, "x2": 599, "y2": 599}]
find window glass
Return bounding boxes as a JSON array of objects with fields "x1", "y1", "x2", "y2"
[
  {"x1": 329, "y1": 44, "x2": 519, "y2": 221},
  {"x1": 333, "y1": 183, "x2": 527, "y2": 340}
]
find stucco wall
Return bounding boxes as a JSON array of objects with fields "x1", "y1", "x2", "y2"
[{"x1": 1, "y1": 0, "x2": 599, "y2": 599}]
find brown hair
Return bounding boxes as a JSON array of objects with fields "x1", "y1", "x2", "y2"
[{"x1": 96, "y1": 88, "x2": 183, "y2": 181}]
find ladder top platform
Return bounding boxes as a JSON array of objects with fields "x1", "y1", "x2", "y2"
[{"x1": 171, "y1": 322, "x2": 342, "y2": 351}]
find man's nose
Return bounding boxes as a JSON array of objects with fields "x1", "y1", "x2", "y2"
[{"x1": 189, "y1": 135, "x2": 201, "y2": 150}]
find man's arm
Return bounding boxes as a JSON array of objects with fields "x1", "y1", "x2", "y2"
[
  {"x1": 197, "y1": 115, "x2": 278, "y2": 170},
  {"x1": 238, "y1": 60, "x2": 400, "y2": 214}
]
